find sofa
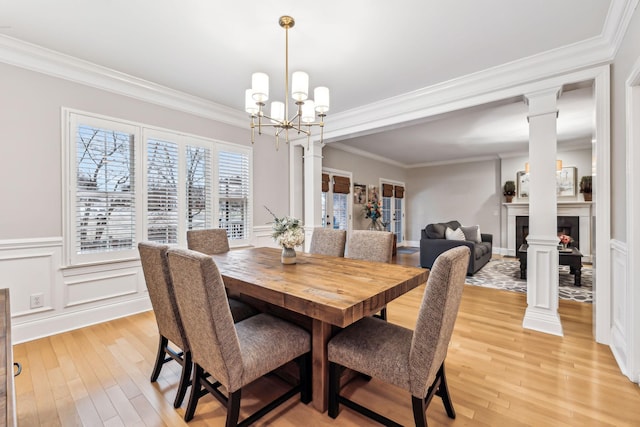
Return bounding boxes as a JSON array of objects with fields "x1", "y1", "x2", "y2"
[{"x1": 420, "y1": 220, "x2": 492, "y2": 275}]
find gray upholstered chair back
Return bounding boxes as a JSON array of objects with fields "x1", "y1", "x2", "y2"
[
  {"x1": 186, "y1": 228, "x2": 230, "y2": 255},
  {"x1": 409, "y1": 246, "x2": 469, "y2": 398},
  {"x1": 167, "y1": 248, "x2": 242, "y2": 391},
  {"x1": 138, "y1": 241, "x2": 187, "y2": 351},
  {"x1": 346, "y1": 230, "x2": 394, "y2": 263},
  {"x1": 309, "y1": 228, "x2": 347, "y2": 257}
]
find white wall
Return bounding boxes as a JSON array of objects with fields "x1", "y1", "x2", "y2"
[{"x1": 0, "y1": 62, "x2": 289, "y2": 342}]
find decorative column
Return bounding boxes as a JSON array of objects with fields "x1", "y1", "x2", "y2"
[
  {"x1": 302, "y1": 140, "x2": 324, "y2": 251},
  {"x1": 522, "y1": 87, "x2": 563, "y2": 336}
]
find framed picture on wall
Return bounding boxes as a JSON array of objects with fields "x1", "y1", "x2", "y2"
[
  {"x1": 353, "y1": 183, "x2": 367, "y2": 204},
  {"x1": 516, "y1": 166, "x2": 577, "y2": 198},
  {"x1": 517, "y1": 171, "x2": 529, "y2": 198},
  {"x1": 368, "y1": 185, "x2": 379, "y2": 202},
  {"x1": 557, "y1": 166, "x2": 577, "y2": 196}
]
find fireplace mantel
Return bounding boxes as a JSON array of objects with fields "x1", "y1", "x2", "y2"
[{"x1": 503, "y1": 202, "x2": 593, "y2": 259}]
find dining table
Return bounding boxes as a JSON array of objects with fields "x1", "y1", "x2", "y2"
[{"x1": 211, "y1": 246, "x2": 429, "y2": 412}]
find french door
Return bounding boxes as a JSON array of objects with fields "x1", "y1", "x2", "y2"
[
  {"x1": 381, "y1": 182, "x2": 405, "y2": 245},
  {"x1": 321, "y1": 170, "x2": 351, "y2": 230}
]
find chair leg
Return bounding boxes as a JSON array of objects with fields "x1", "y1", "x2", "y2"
[
  {"x1": 150, "y1": 336, "x2": 168, "y2": 382},
  {"x1": 436, "y1": 364, "x2": 456, "y2": 419},
  {"x1": 379, "y1": 307, "x2": 387, "y2": 321},
  {"x1": 184, "y1": 364, "x2": 203, "y2": 422},
  {"x1": 328, "y1": 362, "x2": 341, "y2": 418},
  {"x1": 225, "y1": 390, "x2": 241, "y2": 427},
  {"x1": 412, "y1": 396, "x2": 428, "y2": 427},
  {"x1": 299, "y1": 354, "x2": 312, "y2": 404},
  {"x1": 173, "y1": 351, "x2": 192, "y2": 408}
]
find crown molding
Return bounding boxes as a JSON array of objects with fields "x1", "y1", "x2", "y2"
[
  {"x1": 0, "y1": 34, "x2": 247, "y2": 127},
  {"x1": 323, "y1": 0, "x2": 635, "y2": 144},
  {"x1": 327, "y1": 142, "x2": 407, "y2": 168}
]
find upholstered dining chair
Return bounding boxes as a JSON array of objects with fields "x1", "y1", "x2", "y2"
[
  {"x1": 186, "y1": 229, "x2": 258, "y2": 322},
  {"x1": 186, "y1": 228, "x2": 230, "y2": 255},
  {"x1": 309, "y1": 228, "x2": 347, "y2": 257},
  {"x1": 327, "y1": 246, "x2": 470, "y2": 427},
  {"x1": 138, "y1": 242, "x2": 256, "y2": 409},
  {"x1": 346, "y1": 230, "x2": 395, "y2": 319},
  {"x1": 166, "y1": 248, "x2": 312, "y2": 425}
]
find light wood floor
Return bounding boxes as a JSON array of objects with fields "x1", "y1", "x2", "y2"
[{"x1": 13, "y1": 252, "x2": 640, "y2": 426}]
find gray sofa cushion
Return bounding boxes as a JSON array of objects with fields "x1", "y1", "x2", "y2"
[{"x1": 425, "y1": 220, "x2": 461, "y2": 239}]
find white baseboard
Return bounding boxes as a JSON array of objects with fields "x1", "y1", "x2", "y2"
[{"x1": 12, "y1": 295, "x2": 152, "y2": 344}]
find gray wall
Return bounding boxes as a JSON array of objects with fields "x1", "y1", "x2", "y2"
[
  {"x1": 611, "y1": 7, "x2": 640, "y2": 241},
  {"x1": 322, "y1": 145, "x2": 407, "y2": 231},
  {"x1": 406, "y1": 159, "x2": 502, "y2": 243},
  {"x1": 0, "y1": 62, "x2": 289, "y2": 239}
]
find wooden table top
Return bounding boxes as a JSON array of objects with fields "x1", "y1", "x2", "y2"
[{"x1": 212, "y1": 247, "x2": 429, "y2": 328}]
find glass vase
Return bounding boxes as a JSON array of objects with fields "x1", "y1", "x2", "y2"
[
  {"x1": 368, "y1": 219, "x2": 384, "y2": 231},
  {"x1": 281, "y1": 246, "x2": 297, "y2": 264}
]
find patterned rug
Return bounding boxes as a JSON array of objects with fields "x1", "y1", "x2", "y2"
[{"x1": 465, "y1": 259, "x2": 593, "y2": 303}]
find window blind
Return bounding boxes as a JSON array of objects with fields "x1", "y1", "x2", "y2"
[
  {"x1": 382, "y1": 183, "x2": 394, "y2": 197},
  {"x1": 147, "y1": 138, "x2": 178, "y2": 243},
  {"x1": 394, "y1": 185, "x2": 405, "y2": 198},
  {"x1": 186, "y1": 145, "x2": 212, "y2": 231},
  {"x1": 333, "y1": 176, "x2": 351, "y2": 194},
  {"x1": 218, "y1": 150, "x2": 250, "y2": 241},
  {"x1": 75, "y1": 124, "x2": 135, "y2": 254},
  {"x1": 322, "y1": 173, "x2": 330, "y2": 192}
]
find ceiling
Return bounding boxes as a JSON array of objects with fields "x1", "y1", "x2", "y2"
[{"x1": 0, "y1": 0, "x2": 613, "y2": 166}]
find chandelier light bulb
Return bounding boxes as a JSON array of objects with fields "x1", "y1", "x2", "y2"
[
  {"x1": 301, "y1": 100, "x2": 316, "y2": 123},
  {"x1": 291, "y1": 71, "x2": 309, "y2": 102},
  {"x1": 271, "y1": 101, "x2": 285, "y2": 123},
  {"x1": 314, "y1": 87, "x2": 330, "y2": 113},
  {"x1": 251, "y1": 72, "x2": 269, "y2": 103},
  {"x1": 245, "y1": 89, "x2": 259, "y2": 115}
]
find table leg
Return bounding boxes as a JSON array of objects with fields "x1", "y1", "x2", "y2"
[
  {"x1": 311, "y1": 319, "x2": 332, "y2": 412},
  {"x1": 575, "y1": 267, "x2": 582, "y2": 287}
]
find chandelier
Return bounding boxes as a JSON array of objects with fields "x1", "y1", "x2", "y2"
[{"x1": 245, "y1": 16, "x2": 329, "y2": 149}]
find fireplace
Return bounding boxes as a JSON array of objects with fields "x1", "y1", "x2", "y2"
[{"x1": 515, "y1": 216, "x2": 580, "y2": 249}]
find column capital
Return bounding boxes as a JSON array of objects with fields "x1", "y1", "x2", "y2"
[{"x1": 524, "y1": 86, "x2": 562, "y2": 118}]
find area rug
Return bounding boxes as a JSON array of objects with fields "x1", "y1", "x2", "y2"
[
  {"x1": 396, "y1": 247, "x2": 420, "y2": 254},
  {"x1": 465, "y1": 259, "x2": 592, "y2": 303}
]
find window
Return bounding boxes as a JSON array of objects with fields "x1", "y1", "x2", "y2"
[
  {"x1": 217, "y1": 150, "x2": 251, "y2": 241},
  {"x1": 147, "y1": 138, "x2": 179, "y2": 243},
  {"x1": 65, "y1": 110, "x2": 252, "y2": 265}
]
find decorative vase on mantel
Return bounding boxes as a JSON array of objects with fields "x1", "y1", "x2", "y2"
[
  {"x1": 281, "y1": 246, "x2": 297, "y2": 264},
  {"x1": 368, "y1": 219, "x2": 384, "y2": 231}
]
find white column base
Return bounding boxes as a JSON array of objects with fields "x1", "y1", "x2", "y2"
[
  {"x1": 522, "y1": 235, "x2": 563, "y2": 336},
  {"x1": 523, "y1": 306, "x2": 563, "y2": 336}
]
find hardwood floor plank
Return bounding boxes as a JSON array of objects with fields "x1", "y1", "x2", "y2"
[{"x1": 12, "y1": 252, "x2": 640, "y2": 426}]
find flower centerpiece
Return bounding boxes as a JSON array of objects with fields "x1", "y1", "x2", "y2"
[
  {"x1": 559, "y1": 234, "x2": 573, "y2": 249},
  {"x1": 363, "y1": 199, "x2": 383, "y2": 231},
  {"x1": 265, "y1": 206, "x2": 305, "y2": 264}
]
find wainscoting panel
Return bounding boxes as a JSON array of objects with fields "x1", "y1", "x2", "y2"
[
  {"x1": 0, "y1": 238, "x2": 152, "y2": 344},
  {"x1": 64, "y1": 270, "x2": 139, "y2": 308},
  {"x1": 609, "y1": 239, "x2": 631, "y2": 380},
  {"x1": 0, "y1": 239, "x2": 61, "y2": 317}
]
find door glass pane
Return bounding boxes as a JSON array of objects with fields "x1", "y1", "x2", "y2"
[
  {"x1": 332, "y1": 193, "x2": 348, "y2": 230},
  {"x1": 382, "y1": 196, "x2": 392, "y2": 231},
  {"x1": 394, "y1": 198, "x2": 403, "y2": 241},
  {"x1": 321, "y1": 192, "x2": 327, "y2": 227}
]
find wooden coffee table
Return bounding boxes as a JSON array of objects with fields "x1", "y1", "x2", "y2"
[{"x1": 518, "y1": 244, "x2": 583, "y2": 286}]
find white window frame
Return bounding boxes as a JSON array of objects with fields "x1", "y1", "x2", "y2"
[
  {"x1": 62, "y1": 108, "x2": 252, "y2": 267},
  {"x1": 379, "y1": 178, "x2": 406, "y2": 245}
]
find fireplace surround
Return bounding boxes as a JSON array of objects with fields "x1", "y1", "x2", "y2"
[
  {"x1": 504, "y1": 202, "x2": 592, "y2": 260},
  {"x1": 516, "y1": 216, "x2": 580, "y2": 250}
]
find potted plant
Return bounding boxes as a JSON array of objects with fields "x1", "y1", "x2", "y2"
[
  {"x1": 503, "y1": 180, "x2": 516, "y2": 203},
  {"x1": 580, "y1": 176, "x2": 592, "y2": 201}
]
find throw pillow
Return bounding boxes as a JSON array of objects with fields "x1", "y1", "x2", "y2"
[
  {"x1": 461, "y1": 225, "x2": 482, "y2": 243},
  {"x1": 445, "y1": 227, "x2": 466, "y2": 241},
  {"x1": 426, "y1": 223, "x2": 447, "y2": 239}
]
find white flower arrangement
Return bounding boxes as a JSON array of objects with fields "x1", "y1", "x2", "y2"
[{"x1": 265, "y1": 206, "x2": 305, "y2": 248}]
